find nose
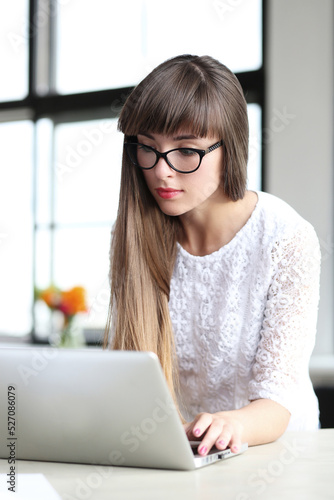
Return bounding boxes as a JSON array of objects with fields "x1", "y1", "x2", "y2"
[{"x1": 153, "y1": 156, "x2": 175, "y2": 178}]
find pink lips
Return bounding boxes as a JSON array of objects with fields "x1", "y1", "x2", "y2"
[{"x1": 156, "y1": 188, "x2": 182, "y2": 199}]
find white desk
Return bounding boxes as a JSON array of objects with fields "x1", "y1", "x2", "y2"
[{"x1": 0, "y1": 429, "x2": 333, "y2": 500}]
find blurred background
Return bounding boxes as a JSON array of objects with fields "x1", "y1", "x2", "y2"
[{"x1": 0, "y1": 0, "x2": 333, "y2": 419}]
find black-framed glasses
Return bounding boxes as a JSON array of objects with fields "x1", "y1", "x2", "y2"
[{"x1": 124, "y1": 140, "x2": 224, "y2": 174}]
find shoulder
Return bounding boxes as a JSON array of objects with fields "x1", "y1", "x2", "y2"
[
  {"x1": 255, "y1": 191, "x2": 318, "y2": 244},
  {"x1": 254, "y1": 191, "x2": 320, "y2": 269}
]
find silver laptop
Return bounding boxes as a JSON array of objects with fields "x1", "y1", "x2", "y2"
[{"x1": 0, "y1": 347, "x2": 247, "y2": 470}]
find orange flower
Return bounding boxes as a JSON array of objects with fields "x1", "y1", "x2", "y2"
[
  {"x1": 36, "y1": 285, "x2": 88, "y2": 318},
  {"x1": 58, "y1": 286, "x2": 88, "y2": 317}
]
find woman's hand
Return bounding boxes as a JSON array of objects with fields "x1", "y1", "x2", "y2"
[
  {"x1": 184, "y1": 411, "x2": 244, "y2": 456},
  {"x1": 183, "y1": 400, "x2": 291, "y2": 456}
]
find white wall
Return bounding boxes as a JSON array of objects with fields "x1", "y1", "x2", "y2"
[{"x1": 266, "y1": 0, "x2": 334, "y2": 357}]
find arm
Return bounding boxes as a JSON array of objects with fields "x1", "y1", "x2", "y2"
[{"x1": 184, "y1": 398, "x2": 290, "y2": 455}]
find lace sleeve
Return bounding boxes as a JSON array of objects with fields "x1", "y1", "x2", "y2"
[{"x1": 248, "y1": 222, "x2": 321, "y2": 413}]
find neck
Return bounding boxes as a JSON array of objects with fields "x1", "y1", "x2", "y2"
[{"x1": 178, "y1": 190, "x2": 257, "y2": 256}]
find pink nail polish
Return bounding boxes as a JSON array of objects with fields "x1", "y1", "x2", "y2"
[
  {"x1": 218, "y1": 440, "x2": 225, "y2": 447},
  {"x1": 194, "y1": 428, "x2": 201, "y2": 437},
  {"x1": 199, "y1": 446, "x2": 207, "y2": 455}
]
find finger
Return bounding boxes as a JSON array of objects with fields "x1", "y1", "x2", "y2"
[
  {"x1": 228, "y1": 433, "x2": 243, "y2": 454},
  {"x1": 214, "y1": 423, "x2": 235, "y2": 451},
  {"x1": 216, "y1": 425, "x2": 242, "y2": 453},
  {"x1": 197, "y1": 419, "x2": 227, "y2": 456},
  {"x1": 183, "y1": 418, "x2": 203, "y2": 441},
  {"x1": 190, "y1": 413, "x2": 213, "y2": 439}
]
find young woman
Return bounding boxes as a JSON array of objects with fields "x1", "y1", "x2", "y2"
[{"x1": 104, "y1": 54, "x2": 321, "y2": 457}]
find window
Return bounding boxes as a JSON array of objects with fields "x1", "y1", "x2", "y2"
[{"x1": 0, "y1": 0, "x2": 264, "y2": 342}]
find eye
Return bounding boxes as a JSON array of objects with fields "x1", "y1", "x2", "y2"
[
  {"x1": 138, "y1": 144, "x2": 154, "y2": 153},
  {"x1": 178, "y1": 148, "x2": 197, "y2": 156}
]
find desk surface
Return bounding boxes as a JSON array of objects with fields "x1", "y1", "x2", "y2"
[{"x1": 1, "y1": 429, "x2": 333, "y2": 500}]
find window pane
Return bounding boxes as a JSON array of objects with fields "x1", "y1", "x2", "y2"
[
  {"x1": 0, "y1": 121, "x2": 34, "y2": 335},
  {"x1": 56, "y1": 0, "x2": 143, "y2": 94},
  {"x1": 144, "y1": 0, "x2": 262, "y2": 74},
  {"x1": 54, "y1": 227, "x2": 111, "y2": 330},
  {"x1": 54, "y1": 119, "x2": 122, "y2": 225},
  {"x1": 0, "y1": 0, "x2": 29, "y2": 101},
  {"x1": 56, "y1": 0, "x2": 262, "y2": 94},
  {"x1": 33, "y1": 118, "x2": 121, "y2": 335},
  {"x1": 34, "y1": 226, "x2": 111, "y2": 338}
]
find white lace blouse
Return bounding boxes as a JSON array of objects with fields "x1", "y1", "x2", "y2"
[{"x1": 169, "y1": 191, "x2": 321, "y2": 430}]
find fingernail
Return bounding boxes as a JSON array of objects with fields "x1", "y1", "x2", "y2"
[
  {"x1": 232, "y1": 445, "x2": 239, "y2": 452},
  {"x1": 193, "y1": 428, "x2": 201, "y2": 437},
  {"x1": 199, "y1": 446, "x2": 207, "y2": 455},
  {"x1": 218, "y1": 440, "x2": 225, "y2": 447}
]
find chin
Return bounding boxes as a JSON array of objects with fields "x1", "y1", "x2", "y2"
[
  {"x1": 159, "y1": 207, "x2": 183, "y2": 217},
  {"x1": 155, "y1": 201, "x2": 186, "y2": 217}
]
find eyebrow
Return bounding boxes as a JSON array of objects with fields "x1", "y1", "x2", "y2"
[{"x1": 139, "y1": 133, "x2": 198, "y2": 141}]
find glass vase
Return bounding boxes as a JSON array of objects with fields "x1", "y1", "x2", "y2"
[{"x1": 57, "y1": 315, "x2": 86, "y2": 348}]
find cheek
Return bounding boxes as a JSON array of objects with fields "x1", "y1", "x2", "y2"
[{"x1": 189, "y1": 169, "x2": 222, "y2": 200}]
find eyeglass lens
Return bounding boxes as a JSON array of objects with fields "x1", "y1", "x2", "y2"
[{"x1": 128, "y1": 144, "x2": 201, "y2": 172}]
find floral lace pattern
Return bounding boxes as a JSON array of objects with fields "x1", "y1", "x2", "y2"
[{"x1": 169, "y1": 192, "x2": 321, "y2": 430}]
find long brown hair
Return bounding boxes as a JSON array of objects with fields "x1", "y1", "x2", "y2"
[{"x1": 104, "y1": 55, "x2": 249, "y2": 408}]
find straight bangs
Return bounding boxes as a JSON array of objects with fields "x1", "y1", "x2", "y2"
[{"x1": 118, "y1": 60, "x2": 226, "y2": 140}]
